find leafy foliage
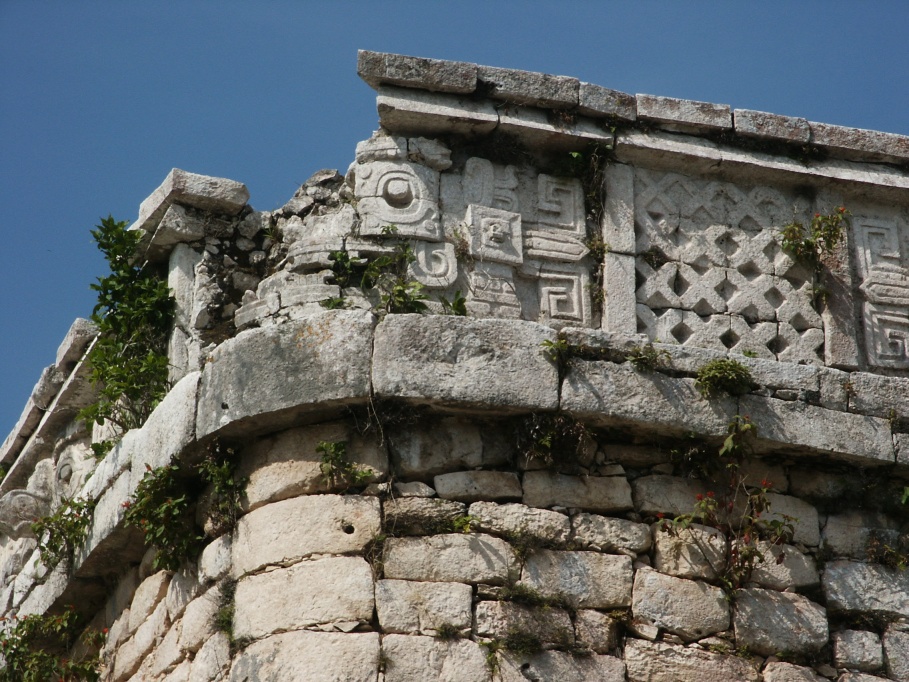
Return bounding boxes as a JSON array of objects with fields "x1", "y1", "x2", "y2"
[
  {"x1": 123, "y1": 459, "x2": 202, "y2": 571},
  {"x1": 438, "y1": 290, "x2": 467, "y2": 316},
  {"x1": 695, "y1": 359, "x2": 755, "y2": 398},
  {"x1": 197, "y1": 441, "x2": 247, "y2": 536},
  {"x1": 78, "y1": 216, "x2": 173, "y2": 439},
  {"x1": 625, "y1": 343, "x2": 670, "y2": 372},
  {"x1": 31, "y1": 496, "x2": 96, "y2": 572},
  {"x1": 781, "y1": 207, "x2": 850, "y2": 269},
  {"x1": 0, "y1": 607, "x2": 103, "y2": 682},
  {"x1": 517, "y1": 412, "x2": 592, "y2": 469},
  {"x1": 316, "y1": 441, "x2": 371, "y2": 490}
]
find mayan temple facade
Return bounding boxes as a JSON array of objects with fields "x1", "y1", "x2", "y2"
[{"x1": 0, "y1": 51, "x2": 908, "y2": 681}]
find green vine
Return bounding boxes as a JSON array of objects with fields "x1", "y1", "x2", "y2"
[
  {"x1": 197, "y1": 441, "x2": 247, "y2": 536},
  {"x1": 30, "y1": 496, "x2": 96, "y2": 572},
  {"x1": 316, "y1": 441, "x2": 371, "y2": 490},
  {"x1": 78, "y1": 216, "x2": 174, "y2": 451},
  {"x1": 0, "y1": 607, "x2": 104, "y2": 682}
]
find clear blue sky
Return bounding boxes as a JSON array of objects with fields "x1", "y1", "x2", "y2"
[{"x1": 2, "y1": 1, "x2": 908, "y2": 434}]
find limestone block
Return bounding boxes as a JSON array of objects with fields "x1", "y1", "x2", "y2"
[
  {"x1": 384, "y1": 497, "x2": 466, "y2": 535},
  {"x1": 834, "y1": 630, "x2": 883, "y2": 672},
  {"x1": 733, "y1": 109, "x2": 810, "y2": 143},
  {"x1": 149, "y1": 620, "x2": 184, "y2": 677},
  {"x1": 762, "y1": 662, "x2": 827, "y2": 682},
  {"x1": 563, "y1": 362, "x2": 736, "y2": 437},
  {"x1": 233, "y1": 556, "x2": 374, "y2": 639},
  {"x1": 178, "y1": 584, "x2": 220, "y2": 653},
  {"x1": 199, "y1": 534, "x2": 232, "y2": 584},
  {"x1": 383, "y1": 534, "x2": 519, "y2": 584},
  {"x1": 574, "y1": 609, "x2": 620, "y2": 653},
  {"x1": 822, "y1": 510, "x2": 900, "y2": 559},
  {"x1": 733, "y1": 588, "x2": 828, "y2": 656},
  {"x1": 652, "y1": 523, "x2": 727, "y2": 580},
  {"x1": 358, "y1": 50, "x2": 477, "y2": 93},
  {"x1": 468, "y1": 501, "x2": 570, "y2": 546},
  {"x1": 168, "y1": 244, "x2": 203, "y2": 329},
  {"x1": 190, "y1": 631, "x2": 230, "y2": 682},
  {"x1": 29, "y1": 364, "x2": 64, "y2": 410},
  {"x1": 160, "y1": 659, "x2": 191, "y2": 682},
  {"x1": 477, "y1": 64, "x2": 578, "y2": 108},
  {"x1": 389, "y1": 417, "x2": 488, "y2": 477},
  {"x1": 603, "y1": 252, "x2": 638, "y2": 334},
  {"x1": 579, "y1": 82, "x2": 636, "y2": 121},
  {"x1": 632, "y1": 475, "x2": 706, "y2": 517},
  {"x1": 382, "y1": 634, "x2": 489, "y2": 682},
  {"x1": 636, "y1": 94, "x2": 732, "y2": 132},
  {"x1": 377, "y1": 85, "x2": 498, "y2": 137},
  {"x1": 522, "y1": 471, "x2": 633, "y2": 514},
  {"x1": 165, "y1": 563, "x2": 200, "y2": 622},
  {"x1": 434, "y1": 471, "x2": 521, "y2": 502},
  {"x1": 372, "y1": 315, "x2": 559, "y2": 411},
  {"x1": 763, "y1": 492, "x2": 820, "y2": 546},
  {"x1": 570, "y1": 513, "x2": 650, "y2": 554},
  {"x1": 520, "y1": 550, "x2": 632, "y2": 608},
  {"x1": 740, "y1": 395, "x2": 894, "y2": 465},
  {"x1": 128, "y1": 571, "x2": 171, "y2": 634},
  {"x1": 151, "y1": 203, "x2": 207, "y2": 249},
  {"x1": 393, "y1": 481, "x2": 435, "y2": 497},
  {"x1": 632, "y1": 568, "x2": 729, "y2": 641},
  {"x1": 883, "y1": 627, "x2": 909, "y2": 681},
  {"x1": 128, "y1": 372, "x2": 200, "y2": 493},
  {"x1": 376, "y1": 579, "x2": 472, "y2": 635},
  {"x1": 196, "y1": 311, "x2": 376, "y2": 439},
  {"x1": 500, "y1": 650, "x2": 626, "y2": 681},
  {"x1": 790, "y1": 469, "x2": 851, "y2": 500},
  {"x1": 135, "y1": 168, "x2": 249, "y2": 235},
  {"x1": 228, "y1": 631, "x2": 379, "y2": 682},
  {"x1": 497, "y1": 105, "x2": 614, "y2": 150},
  {"x1": 624, "y1": 639, "x2": 760, "y2": 682},
  {"x1": 835, "y1": 673, "x2": 892, "y2": 682},
  {"x1": 824, "y1": 561, "x2": 909, "y2": 619},
  {"x1": 112, "y1": 600, "x2": 169, "y2": 681},
  {"x1": 750, "y1": 542, "x2": 819, "y2": 590},
  {"x1": 809, "y1": 121, "x2": 909, "y2": 164},
  {"x1": 475, "y1": 600, "x2": 573, "y2": 644},
  {"x1": 54, "y1": 317, "x2": 97, "y2": 371},
  {"x1": 239, "y1": 421, "x2": 387, "y2": 511},
  {"x1": 232, "y1": 494, "x2": 381, "y2": 575}
]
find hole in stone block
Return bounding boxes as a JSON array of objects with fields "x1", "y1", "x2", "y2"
[
  {"x1": 636, "y1": 315, "x2": 648, "y2": 333},
  {"x1": 720, "y1": 329, "x2": 740, "y2": 349},
  {"x1": 767, "y1": 335, "x2": 788, "y2": 355},
  {"x1": 763, "y1": 240, "x2": 780, "y2": 262},
  {"x1": 671, "y1": 323, "x2": 693, "y2": 344},
  {"x1": 738, "y1": 216, "x2": 762, "y2": 233},
  {"x1": 764, "y1": 287, "x2": 784, "y2": 309},
  {"x1": 740, "y1": 304, "x2": 761, "y2": 323},
  {"x1": 692, "y1": 298, "x2": 716, "y2": 316},
  {"x1": 716, "y1": 279, "x2": 738, "y2": 302},
  {"x1": 788, "y1": 313, "x2": 811, "y2": 332},
  {"x1": 342, "y1": 524, "x2": 355, "y2": 534},
  {"x1": 672, "y1": 271, "x2": 689, "y2": 296},
  {"x1": 688, "y1": 259, "x2": 709, "y2": 275},
  {"x1": 715, "y1": 233, "x2": 740, "y2": 257},
  {"x1": 737, "y1": 261, "x2": 761, "y2": 281}
]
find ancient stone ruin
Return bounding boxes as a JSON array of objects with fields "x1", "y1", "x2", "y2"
[{"x1": 1, "y1": 50, "x2": 908, "y2": 681}]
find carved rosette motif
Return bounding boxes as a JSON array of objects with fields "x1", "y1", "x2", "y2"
[{"x1": 354, "y1": 144, "x2": 594, "y2": 327}]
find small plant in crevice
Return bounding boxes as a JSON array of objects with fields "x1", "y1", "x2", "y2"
[
  {"x1": 214, "y1": 578, "x2": 249, "y2": 656},
  {"x1": 78, "y1": 216, "x2": 174, "y2": 451},
  {"x1": 516, "y1": 412, "x2": 592, "y2": 470},
  {"x1": 197, "y1": 440, "x2": 247, "y2": 536},
  {"x1": 695, "y1": 358, "x2": 755, "y2": 398},
  {"x1": 317, "y1": 440, "x2": 372, "y2": 491},
  {"x1": 438, "y1": 290, "x2": 467, "y2": 316},
  {"x1": 433, "y1": 623, "x2": 463, "y2": 641},
  {"x1": 31, "y1": 496, "x2": 96, "y2": 572},
  {"x1": 451, "y1": 514, "x2": 478, "y2": 534},
  {"x1": 122, "y1": 458, "x2": 202, "y2": 572},
  {"x1": 625, "y1": 342, "x2": 670, "y2": 372},
  {"x1": 0, "y1": 606, "x2": 105, "y2": 682},
  {"x1": 866, "y1": 530, "x2": 909, "y2": 571},
  {"x1": 780, "y1": 207, "x2": 850, "y2": 270},
  {"x1": 363, "y1": 533, "x2": 387, "y2": 580},
  {"x1": 502, "y1": 628, "x2": 544, "y2": 657}
]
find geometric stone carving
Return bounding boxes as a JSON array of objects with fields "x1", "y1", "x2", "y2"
[
  {"x1": 465, "y1": 205, "x2": 523, "y2": 265},
  {"x1": 355, "y1": 161, "x2": 441, "y2": 240},
  {"x1": 409, "y1": 241, "x2": 458, "y2": 289},
  {"x1": 538, "y1": 266, "x2": 591, "y2": 326},
  {"x1": 537, "y1": 174, "x2": 585, "y2": 236}
]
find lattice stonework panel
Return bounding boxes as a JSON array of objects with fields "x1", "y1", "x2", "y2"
[
  {"x1": 633, "y1": 168, "x2": 824, "y2": 363},
  {"x1": 854, "y1": 211, "x2": 909, "y2": 369},
  {"x1": 354, "y1": 143, "x2": 596, "y2": 327}
]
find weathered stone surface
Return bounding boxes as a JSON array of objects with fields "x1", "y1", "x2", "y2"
[
  {"x1": 128, "y1": 571, "x2": 171, "y2": 634},
  {"x1": 54, "y1": 317, "x2": 97, "y2": 371},
  {"x1": 520, "y1": 550, "x2": 632, "y2": 608},
  {"x1": 434, "y1": 471, "x2": 521, "y2": 502},
  {"x1": 497, "y1": 104, "x2": 614, "y2": 150},
  {"x1": 740, "y1": 395, "x2": 894, "y2": 465},
  {"x1": 834, "y1": 629, "x2": 883, "y2": 673},
  {"x1": 151, "y1": 203, "x2": 207, "y2": 249},
  {"x1": 358, "y1": 50, "x2": 477, "y2": 93},
  {"x1": 376, "y1": 579, "x2": 473, "y2": 635},
  {"x1": 475, "y1": 600, "x2": 573, "y2": 644},
  {"x1": 624, "y1": 639, "x2": 760, "y2": 682},
  {"x1": 377, "y1": 85, "x2": 498, "y2": 137},
  {"x1": 232, "y1": 494, "x2": 381, "y2": 575},
  {"x1": 563, "y1": 362, "x2": 736, "y2": 437},
  {"x1": 632, "y1": 475, "x2": 705, "y2": 517},
  {"x1": 383, "y1": 534, "x2": 518, "y2": 584},
  {"x1": 636, "y1": 94, "x2": 732, "y2": 132},
  {"x1": 602, "y1": 163, "x2": 636, "y2": 254},
  {"x1": 734, "y1": 109, "x2": 810, "y2": 143},
  {"x1": 165, "y1": 563, "x2": 201, "y2": 621},
  {"x1": 150, "y1": 620, "x2": 184, "y2": 677},
  {"x1": 762, "y1": 661, "x2": 827, "y2": 682},
  {"x1": 750, "y1": 541, "x2": 819, "y2": 590},
  {"x1": 522, "y1": 470, "x2": 633, "y2": 513},
  {"x1": 239, "y1": 420, "x2": 387, "y2": 510},
  {"x1": 824, "y1": 560, "x2": 909, "y2": 619},
  {"x1": 574, "y1": 609, "x2": 620, "y2": 653},
  {"x1": 579, "y1": 82, "x2": 636, "y2": 121},
  {"x1": 199, "y1": 534, "x2": 231, "y2": 584},
  {"x1": 822, "y1": 510, "x2": 900, "y2": 559},
  {"x1": 733, "y1": 588, "x2": 828, "y2": 656},
  {"x1": 191, "y1": 631, "x2": 230, "y2": 682},
  {"x1": 135, "y1": 168, "x2": 249, "y2": 235},
  {"x1": 632, "y1": 568, "x2": 728, "y2": 641},
  {"x1": 500, "y1": 650, "x2": 626, "y2": 681},
  {"x1": 382, "y1": 634, "x2": 489, "y2": 682},
  {"x1": 468, "y1": 501, "x2": 570, "y2": 545},
  {"x1": 790, "y1": 468, "x2": 851, "y2": 500},
  {"x1": 197, "y1": 311, "x2": 375, "y2": 438},
  {"x1": 373, "y1": 315, "x2": 559, "y2": 411},
  {"x1": 763, "y1": 492, "x2": 820, "y2": 546},
  {"x1": 809, "y1": 120, "x2": 909, "y2": 164},
  {"x1": 477, "y1": 65, "x2": 578, "y2": 108},
  {"x1": 178, "y1": 584, "x2": 220, "y2": 653},
  {"x1": 229, "y1": 630, "x2": 379, "y2": 682},
  {"x1": 883, "y1": 627, "x2": 909, "y2": 681},
  {"x1": 652, "y1": 523, "x2": 727, "y2": 580},
  {"x1": 571, "y1": 512, "x2": 650, "y2": 554},
  {"x1": 389, "y1": 417, "x2": 500, "y2": 478},
  {"x1": 384, "y1": 497, "x2": 466, "y2": 535},
  {"x1": 603, "y1": 252, "x2": 638, "y2": 334},
  {"x1": 113, "y1": 600, "x2": 169, "y2": 681},
  {"x1": 233, "y1": 557, "x2": 374, "y2": 639}
]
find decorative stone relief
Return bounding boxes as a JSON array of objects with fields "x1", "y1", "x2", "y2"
[
  {"x1": 633, "y1": 168, "x2": 823, "y2": 363},
  {"x1": 355, "y1": 160, "x2": 441, "y2": 240},
  {"x1": 854, "y1": 212, "x2": 909, "y2": 369}
]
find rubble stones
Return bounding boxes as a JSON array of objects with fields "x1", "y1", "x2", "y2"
[
  {"x1": 624, "y1": 639, "x2": 760, "y2": 682},
  {"x1": 376, "y1": 579, "x2": 472, "y2": 635},
  {"x1": 520, "y1": 550, "x2": 632, "y2": 608},
  {"x1": 522, "y1": 471, "x2": 633, "y2": 513},
  {"x1": 468, "y1": 501, "x2": 570, "y2": 545},
  {"x1": 834, "y1": 630, "x2": 884, "y2": 673},
  {"x1": 570, "y1": 513, "x2": 651, "y2": 553},
  {"x1": 733, "y1": 588, "x2": 828, "y2": 656},
  {"x1": 632, "y1": 568, "x2": 729, "y2": 640},
  {"x1": 823, "y1": 561, "x2": 909, "y2": 618},
  {"x1": 383, "y1": 534, "x2": 519, "y2": 584}
]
